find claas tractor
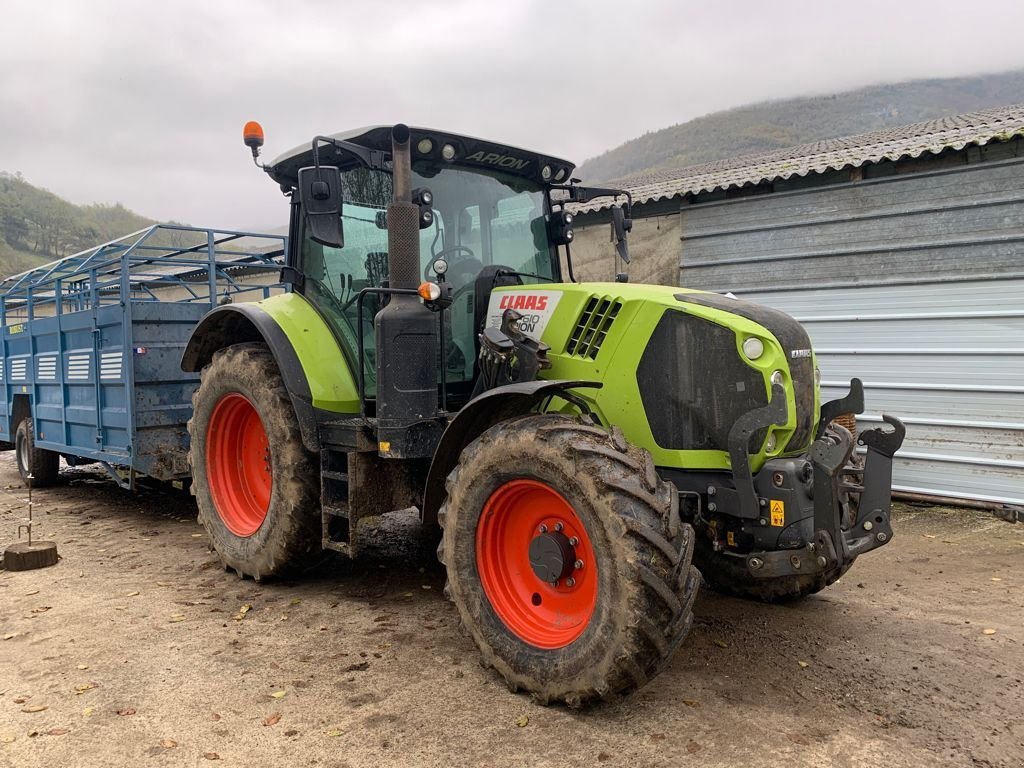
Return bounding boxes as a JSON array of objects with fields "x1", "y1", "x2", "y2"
[{"x1": 180, "y1": 122, "x2": 905, "y2": 705}]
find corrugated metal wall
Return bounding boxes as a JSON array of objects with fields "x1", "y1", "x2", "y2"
[{"x1": 679, "y1": 155, "x2": 1024, "y2": 507}]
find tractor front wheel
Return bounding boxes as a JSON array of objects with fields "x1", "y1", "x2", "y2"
[
  {"x1": 438, "y1": 414, "x2": 700, "y2": 706},
  {"x1": 188, "y1": 343, "x2": 320, "y2": 580}
]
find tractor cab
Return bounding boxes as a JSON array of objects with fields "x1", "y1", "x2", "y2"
[{"x1": 263, "y1": 126, "x2": 594, "y2": 407}]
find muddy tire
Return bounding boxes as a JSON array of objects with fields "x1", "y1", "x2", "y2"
[
  {"x1": 15, "y1": 417, "x2": 59, "y2": 487},
  {"x1": 694, "y1": 540, "x2": 852, "y2": 602},
  {"x1": 438, "y1": 414, "x2": 701, "y2": 706},
  {"x1": 188, "y1": 343, "x2": 320, "y2": 580}
]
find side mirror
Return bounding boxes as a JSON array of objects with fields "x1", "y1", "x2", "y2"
[
  {"x1": 298, "y1": 166, "x2": 344, "y2": 248},
  {"x1": 611, "y1": 204, "x2": 632, "y2": 264}
]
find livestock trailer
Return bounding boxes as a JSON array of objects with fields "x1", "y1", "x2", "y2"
[{"x1": 0, "y1": 225, "x2": 285, "y2": 487}]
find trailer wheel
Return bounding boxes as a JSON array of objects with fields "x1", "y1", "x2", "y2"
[
  {"x1": 438, "y1": 414, "x2": 700, "y2": 706},
  {"x1": 189, "y1": 343, "x2": 320, "y2": 580},
  {"x1": 693, "y1": 540, "x2": 851, "y2": 602},
  {"x1": 14, "y1": 418, "x2": 59, "y2": 487}
]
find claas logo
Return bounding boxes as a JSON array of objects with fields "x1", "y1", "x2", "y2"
[{"x1": 499, "y1": 294, "x2": 548, "y2": 311}]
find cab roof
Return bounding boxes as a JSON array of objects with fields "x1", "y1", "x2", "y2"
[{"x1": 267, "y1": 125, "x2": 575, "y2": 189}]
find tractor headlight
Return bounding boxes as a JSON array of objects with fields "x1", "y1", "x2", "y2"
[
  {"x1": 771, "y1": 370, "x2": 785, "y2": 386},
  {"x1": 441, "y1": 143, "x2": 457, "y2": 162},
  {"x1": 742, "y1": 337, "x2": 764, "y2": 361}
]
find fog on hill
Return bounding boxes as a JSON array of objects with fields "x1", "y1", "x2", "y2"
[{"x1": 577, "y1": 70, "x2": 1024, "y2": 183}]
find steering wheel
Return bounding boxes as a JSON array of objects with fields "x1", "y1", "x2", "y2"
[{"x1": 424, "y1": 245, "x2": 481, "y2": 282}]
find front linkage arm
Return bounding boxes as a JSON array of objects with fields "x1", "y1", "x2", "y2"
[{"x1": 847, "y1": 414, "x2": 906, "y2": 556}]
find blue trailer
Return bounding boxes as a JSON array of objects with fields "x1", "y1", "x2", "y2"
[{"x1": 0, "y1": 225, "x2": 285, "y2": 487}]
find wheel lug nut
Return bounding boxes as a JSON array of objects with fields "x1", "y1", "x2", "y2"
[
  {"x1": 574, "y1": 559, "x2": 584, "y2": 570},
  {"x1": 538, "y1": 524, "x2": 548, "y2": 533},
  {"x1": 568, "y1": 537, "x2": 579, "y2": 546},
  {"x1": 554, "y1": 522, "x2": 564, "y2": 532},
  {"x1": 565, "y1": 577, "x2": 576, "y2": 587}
]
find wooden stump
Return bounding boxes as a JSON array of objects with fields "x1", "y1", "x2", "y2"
[{"x1": 3, "y1": 541, "x2": 59, "y2": 571}]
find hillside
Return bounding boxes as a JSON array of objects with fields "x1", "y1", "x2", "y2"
[
  {"x1": 0, "y1": 171, "x2": 162, "y2": 277},
  {"x1": 577, "y1": 70, "x2": 1024, "y2": 183}
]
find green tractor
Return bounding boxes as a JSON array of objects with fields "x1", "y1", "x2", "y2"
[{"x1": 181, "y1": 122, "x2": 905, "y2": 705}]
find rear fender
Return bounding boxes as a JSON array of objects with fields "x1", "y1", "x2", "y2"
[
  {"x1": 420, "y1": 379, "x2": 601, "y2": 525},
  {"x1": 181, "y1": 303, "x2": 320, "y2": 452}
]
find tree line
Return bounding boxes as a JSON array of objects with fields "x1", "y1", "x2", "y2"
[{"x1": 0, "y1": 171, "x2": 164, "y2": 274}]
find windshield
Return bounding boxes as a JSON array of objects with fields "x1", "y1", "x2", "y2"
[{"x1": 300, "y1": 164, "x2": 554, "y2": 390}]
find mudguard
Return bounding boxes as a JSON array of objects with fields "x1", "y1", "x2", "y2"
[
  {"x1": 420, "y1": 379, "x2": 601, "y2": 525},
  {"x1": 181, "y1": 294, "x2": 359, "y2": 452}
]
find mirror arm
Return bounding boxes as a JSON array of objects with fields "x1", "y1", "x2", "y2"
[
  {"x1": 549, "y1": 184, "x2": 633, "y2": 209},
  {"x1": 309, "y1": 135, "x2": 388, "y2": 172}
]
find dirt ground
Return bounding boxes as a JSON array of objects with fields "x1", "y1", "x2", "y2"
[{"x1": 0, "y1": 453, "x2": 1021, "y2": 768}]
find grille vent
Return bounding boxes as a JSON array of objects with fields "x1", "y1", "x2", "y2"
[{"x1": 566, "y1": 296, "x2": 621, "y2": 359}]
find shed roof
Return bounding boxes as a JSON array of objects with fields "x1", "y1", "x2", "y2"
[{"x1": 576, "y1": 103, "x2": 1024, "y2": 213}]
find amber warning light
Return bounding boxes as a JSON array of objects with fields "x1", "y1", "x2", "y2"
[
  {"x1": 243, "y1": 121, "x2": 265, "y2": 167},
  {"x1": 418, "y1": 282, "x2": 442, "y2": 302}
]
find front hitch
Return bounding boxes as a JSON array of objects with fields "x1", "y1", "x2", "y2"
[{"x1": 744, "y1": 379, "x2": 906, "y2": 579}]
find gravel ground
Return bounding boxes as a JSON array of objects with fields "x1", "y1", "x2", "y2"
[{"x1": 1, "y1": 453, "x2": 1021, "y2": 768}]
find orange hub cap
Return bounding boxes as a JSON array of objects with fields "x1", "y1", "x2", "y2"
[
  {"x1": 206, "y1": 393, "x2": 272, "y2": 537},
  {"x1": 476, "y1": 479, "x2": 598, "y2": 649}
]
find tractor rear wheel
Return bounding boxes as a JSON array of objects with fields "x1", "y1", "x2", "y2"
[
  {"x1": 15, "y1": 417, "x2": 59, "y2": 487},
  {"x1": 438, "y1": 414, "x2": 700, "y2": 706},
  {"x1": 188, "y1": 343, "x2": 320, "y2": 580}
]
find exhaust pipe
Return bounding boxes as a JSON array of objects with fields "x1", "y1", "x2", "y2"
[
  {"x1": 374, "y1": 124, "x2": 440, "y2": 457},
  {"x1": 386, "y1": 123, "x2": 419, "y2": 290}
]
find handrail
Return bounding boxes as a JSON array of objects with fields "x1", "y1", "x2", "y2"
[{"x1": 1, "y1": 225, "x2": 287, "y2": 322}]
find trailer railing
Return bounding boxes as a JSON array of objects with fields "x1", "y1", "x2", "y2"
[{"x1": 0, "y1": 225, "x2": 287, "y2": 325}]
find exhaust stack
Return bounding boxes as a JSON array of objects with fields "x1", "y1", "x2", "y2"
[
  {"x1": 374, "y1": 124, "x2": 440, "y2": 458},
  {"x1": 386, "y1": 123, "x2": 420, "y2": 290}
]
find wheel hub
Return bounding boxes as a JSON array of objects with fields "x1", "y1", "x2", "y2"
[
  {"x1": 206, "y1": 392, "x2": 272, "y2": 538},
  {"x1": 528, "y1": 531, "x2": 575, "y2": 584},
  {"x1": 476, "y1": 479, "x2": 598, "y2": 649}
]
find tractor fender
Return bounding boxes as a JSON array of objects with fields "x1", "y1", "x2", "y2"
[
  {"x1": 181, "y1": 303, "x2": 320, "y2": 452},
  {"x1": 420, "y1": 379, "x2": 601, "y2": 525}
]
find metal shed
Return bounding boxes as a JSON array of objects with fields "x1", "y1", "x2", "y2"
[{"x1": 571, "y1": 105, "x2": 1024, "y2": 511}]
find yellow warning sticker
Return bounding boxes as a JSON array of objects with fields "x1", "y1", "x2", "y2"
[
  {"x1": 378, "y1": 441, "x2": 391, "y2": 453},
  {"x1": 770, "y1": 499, "x2": 785, "y2": 527},
  {"x1": 726, "y1": 531, "x2": 736, "y2": 547}
]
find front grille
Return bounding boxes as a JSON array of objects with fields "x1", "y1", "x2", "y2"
[
  {"x1": 674, "y1": 292, "x2": 815, "y2": 453},
  {"x1": 637, "y1": 310, "x2": 768, "y2": 452},
  {"x1": 566, "y1": 296, "x2": 621, "y2": 359}
]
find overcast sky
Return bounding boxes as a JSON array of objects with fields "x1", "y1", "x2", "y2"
[{"x1": 4, "y1": 0, "x2": 1024, "y2": 231}]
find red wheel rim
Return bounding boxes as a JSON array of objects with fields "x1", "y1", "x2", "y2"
[
  {"x1": 206, "y1": 393, "x2": 272, "y2": 537},
  {"x1": 476, "y1": 479, "x2": 598, "y2": 649}
]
